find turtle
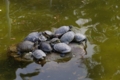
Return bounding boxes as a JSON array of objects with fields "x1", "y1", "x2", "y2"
[
  {"x1": 74, "y1": 33, "x2": 87, "y2": 51},
  {"x1": 38, "y1": 41, "x2": 52, "y2": 53},
  {"x1": 24, "y1": 32, "x2": 40, "y2": 43},
  {"x1": 74, "y1": 33, "x2": 87, "y2": 43},
  {"x1": 38, "y1": 32, "x2": 47, "y2": 42},
  {"x1": 60, "y1": 31, "x2": 75, "y2": 44},
  {"x1": 42, "y1": 30, "x2": 55, "y2": 40},
  {"x1": 53, "y1": 43, "x2": 71, "y2": 57},
  {"x1": 54, "y1": 25, "x2": 72, "y2": 37},
  {"x1": 17, "y1": 41, "x2": 37, "y2": 55},
  {"x1": 32, "y1": 49, "x2": 46, "y2": 63},
  {"x1": 50, "y1": 38, "x2": 71, "y2": 57},
  {"x1": 49, "y1": 38, "x2": 60, "y2": 47}
]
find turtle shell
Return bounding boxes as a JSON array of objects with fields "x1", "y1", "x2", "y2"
[
  {"x1": 60, "y1": 31, "x2": 74, "y2": 44},
  {"x1": 74, "y1": 33, "x2": 86, "y2": 42},
  {"x1": 54, "y1": 26, "x2": 71, "y2": 37},
  {"x1": 54, "y1": 43, "x2": 71, "y2": 54},
  {"x1": 39, "y1": 42, "x2": 52, "y2": 53},
  {"x1": 17, "y1": 41, "x2": 35, "y2": 54},
  {"x1": 24, "y1": 32, "x2": 39, "y2": 43},
  {"x1": 32, "y1": 49, "x2": 46, "y2": 59}
]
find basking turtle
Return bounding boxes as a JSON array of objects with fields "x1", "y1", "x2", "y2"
[
  {"x1": 38, "y1": 41, "x2": 52, "y2": 53},
  {"x1": 74, "y1": 33, "x2": 87, "y2": 43},
  {"x1": 54, "y1": 25, "x2": 72, "y2": 37},
  {"x1": 42, "y1": 30, "x2": 55, "y2": 40},
  {"x1": 60, "y1": 31, "x2": 75, "y2": 44},
  {"x1": 32, "y1": 49, "x2": 46, "y2": 63},
  {"x1": 24, "y1": 32, "x2": 40, "y2": 43},
  {"x1": 17, "y1": 41, "x2": 37, "y2": 55},
  {"x1": 39, "y1": 32, "x2": 47, "y2": 42},
  {"x1": 50, "y1": 38, "x2": 71, "y2": 57},
  {"x1": 53, "y1": 43, "x2": 71, "y2": 57},
  {"x1": 49, "y1": 38, "x2": 60, "y2": 47}
]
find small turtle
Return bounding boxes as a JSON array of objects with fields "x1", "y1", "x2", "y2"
[
  {"x1": 24, "y1": 32, "x2": 40, "y2": 43},
  {"x1": 32, "y1": 49, "x2": 46, "y2": 63},
  {"x1": 49, "y1": 38, "x2": 60, "y2": 47},
  {"x1": 42, "y1": 30, "x2": 55, "y2": 40},
  {"x1": 38, "y1": 41, "x2": 52, "y2": 53},
  {"x1": 54, "y1": 25, "x2": 72, "y2": 37},
  {"x1": 53, "y1": 43, "x2": 71, "y2": 57},
  {"x1": 60, "y1": 31, "x2": 75, "y2": 44},
  {"x1": 39, "y1": 32, "x2": 47, "y2": 42},
  {"x1": 74, "y1": 33, "x2": 87, "y2": 43},
  {"x1": 17, "y1": 41, "x2": 37, "y2": 55}
]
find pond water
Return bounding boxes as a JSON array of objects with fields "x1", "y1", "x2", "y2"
[{"x1": 0, "y1": 0, "x2": 120, "y2": 80}]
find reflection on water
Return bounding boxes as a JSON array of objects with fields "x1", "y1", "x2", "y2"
[
  {"x1": 5, "y1": 0, "x2": 12, "y2": 39},
  {"x1": 15, "y1": 58, "x2": 91, "y2": 80},
  {"x1": 15, "y1": 62, "x2": 41, "y2": 80},
  {"x1": 0, "y1": 0, "x2": 120, "y2": 80}
]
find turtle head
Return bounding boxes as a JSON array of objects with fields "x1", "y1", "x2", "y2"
[
  {"x1": 52, "y1": 34, "x2": 59, "y2": 38},
  {"x1": 42, "y1": 31, "x2": 46, "y2": 35},
  {"x1": 69, "y1": 25, "x2": 73, "y2": 29},
  {"x1": 41, "y1": 56, "x2": 46, "y2": 60},
  {"x1": 42, "y1": 32, "x2": 48, "y2": 37}
]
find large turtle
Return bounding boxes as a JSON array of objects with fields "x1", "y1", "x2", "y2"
[
  {"x1": 54, "y1": 43, "x2": 71, "y2": 57},
  {"x1": 54, "y1": 25, "x2": 72, "y2": 37},
  {"x1": 17, "y1": 41, "x2": 37, "y2": 55},
  {"x1": 38, "y1": 41, "x2": 52, "y2": 53},
  {"x1": 50, "y1": 38, "x2": 71, "y2": 57},
  {"x1": 32, "y1": 49, "x2": 46, "y2": 63},
  {"x1": 60, "y1": 31, "x2": 75, "y2": 44}
]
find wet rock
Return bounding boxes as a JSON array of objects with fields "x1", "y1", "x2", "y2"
[
  {"x1": 7, "y1": 44, "x2": 33, "y2": 62},
  {"x1": 7, "y1": 43, "x2": 86, "y2": 63}
]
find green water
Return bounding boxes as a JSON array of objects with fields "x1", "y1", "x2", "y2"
[{"x1": 0, "y1": 0, "x2": 120, "y2": 80}]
